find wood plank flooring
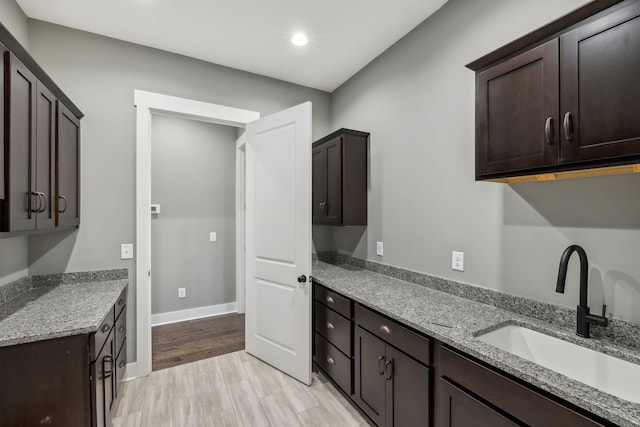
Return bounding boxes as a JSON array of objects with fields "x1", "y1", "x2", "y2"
[
  {"x1": 112, "y1": 350, "x2": 369, "y2": 427},
  {"x1": 152, "y1": 313, "x2": 245, "y2": 371}
]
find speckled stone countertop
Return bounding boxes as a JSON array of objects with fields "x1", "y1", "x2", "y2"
[
  {"x1": 0, "y1": 273, "x2": 128, "y2": 348},
  {"x1": 313, "y1": 260, "x2": 640, "y2": 427}
]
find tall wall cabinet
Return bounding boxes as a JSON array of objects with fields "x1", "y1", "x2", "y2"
[{"x1": 0, "y1": 24, "x2": 82, "y2": 235}]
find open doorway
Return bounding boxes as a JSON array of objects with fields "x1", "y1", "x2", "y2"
[
  {"x1": 149, "y1": 115, "x2": 243, "y2": 371},
  {"x1": 134, "y1": 90, "x2": 259, "y2": 378}
]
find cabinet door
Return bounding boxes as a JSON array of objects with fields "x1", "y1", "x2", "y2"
[
  {"x1": 91, "y1": 331, "x2": 115, "y2": 427},
  {"x1": 324, "y1": 137, "x2": 343, "y2": 225},
  {"x1": 560, "y1": 2, "x2": 640, "y2": 163},
  {"x1": 5, "y1": 51, "x2": 37, "y2": 231},
  {"x1": 476, "y1": 39, "x2": 559, "y2": 177},
  {"x1": 437, "y1": 378, "x2": 518, "y2": 427},
  {"x1": 354, "y1": 326, "x2": 386, "y2": 426},
  {"x1": 35, "y1": 81, "x2": 56, "y2": 229},
  {"x1": 56, "y1": 101, "x2": 81, "y2": 227},
  {"x1": 0, "y1": 46, "x2": 5, "y2": 202},
  {"x1": 387, "y1": 346, "x2": 430, "y2": 427},
  {"x1": 312, "y1": 146, "x2": 326, "y2": 223}
]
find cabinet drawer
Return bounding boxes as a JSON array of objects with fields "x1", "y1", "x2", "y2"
[
  {"x1": 355, "y1": 304, "x2": 431, "y2": 365},
  {"x1": 314, "y1": 301, "x2": 351, "y2": 356},
  {"x1": 438, "y1": 345, "x2": 605, "y2": 427},
  {"x1": 115, "y1": 339, "x2": 126, "y2": 398},
  {"x1": 90, "y1": 306, "x2": 115, "y2": 362},
  {"x1": 115, "y1": 307, "x2": 126, "y2": 357},
  {"x1": 115, "y1": 287, "x2": 127, "y2": 319},
  {"x1": 315, "y1": 332, "x2": 352, "y2": 395},
  {"x1": 314, "y1": 284, "x2": 351, "y2": 318}
]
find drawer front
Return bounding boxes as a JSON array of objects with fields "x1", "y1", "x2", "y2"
[
  {"x1": 355, "y1": 304, "x2": 431, "y2": 365},
  {"x1": 115, "y1": 287, "x2": 127, "y2": 319},
  {"x1": 115, "y1": 339, "x2": 127, "y2": 398},
  {"x1": 314, "y1": 301, "x2": 351, "y2": 356},
  {"x1": 90, "y1": 306, "x2": 115, "y2": 361},
  {"x1": 315, "y1": 333, "x2": 352, "y2": 395},
  {"x1": 438, "y1": 345, "x2": 605, "y2": 427},
  {"x1": 314, "y1": 284, "x2": 351, "y2": 318},
  {"x1": 115, "y1": 307, "x2": 127, "y2": 357}
]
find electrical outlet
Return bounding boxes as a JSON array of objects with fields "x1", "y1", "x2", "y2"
[
  {"x1": 209, "y1": 232, "x2": 217, "y2": 242},
  {"x1": 376, "y1": 241, "x2": 384, "y2": 257},
  {"x1": 452, "y1": 251, "x2": 464, "y2": 272},
  {"x1": 121, "y1": 244, "x2": 133, "y2": 260},
  {"x1": 178, "y1": 287, "x2": 186, "y2": 298}
]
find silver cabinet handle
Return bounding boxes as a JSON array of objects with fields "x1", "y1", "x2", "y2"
[
  {"x1": 326, "y1": 296, "x2": 334, "y2": 304},
  {"x1": 58, "y1": 195, "x2": 68, "y2": 213},
  {"x1": 544, "y1": 117, "x2": 553, "y2": 145},
  {"x1": 39, "y1": 192, "x2": 48, "y2": 213},
  {"x1": 563, "y1": 112, "x2": 573, "y2": 141},
  {"x1": 380, "y1": 325, "x2": 393, "y2": 335},
  {"x1": 326, "y1": 356, "x2": 335, "y2": 365},
  {"x1": 326, "y1": 322, "x2": 334, "y2": 329},
  {"x1": 29, "y1": 192, "x2": 41, "y2": 214}
]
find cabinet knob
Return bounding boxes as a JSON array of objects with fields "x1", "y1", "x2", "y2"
[
  {"x1": 380, "y1": 324, "x2": 393, "y2": 335},
  {"x1": 326, "y1": 296, "x2": 334, "y2": 304},
  {"x1": 326, "y1": 356, "x2": 335, "y2": 365},
  {"x1": 118, "y1": 298, "x2": 125, "y2": 306},
  {"x1": 119, "y1": 326, "x2": 125, "y2": 332},
  {"x1": 102, "y1": 324, "x2": 111, "y2": 333},
  {"x1": 326, "y1": 322, "x2": 334, "y2": 330},
  {"x1": 118, "y1": 360, "x2": 126, "y2": 369},
  {"x1": 297, "y1": 275, "x2": 307, "y2": 283}
]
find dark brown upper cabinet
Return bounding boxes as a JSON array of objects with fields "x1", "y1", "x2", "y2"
[
  {"x1": 312, "y1": 129, "x2": 368, "y2": 226},
  {"x1": 57, "y1": 102, "x2": 81, "y2": 227},
  {"x1": 469, "y1": 0, "x2": 640, "y2": 182},
  {"x1": 0, "y1": 24, "x2": 82, "y2": 236}
]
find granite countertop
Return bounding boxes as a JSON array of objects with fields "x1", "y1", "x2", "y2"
[
  {"x1": 0, "y1": 279, "x2": 128, "y2": 347},
  {"x1": 312, "y1": 260, "x2": 640, "y2": 427}
]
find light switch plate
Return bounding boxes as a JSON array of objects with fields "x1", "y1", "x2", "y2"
[
  {"x1": 452, "y1": 251, "x2": 464, "y2": 271},
  {"x1": 178, "y1": 287, "x2": 186, "y2": 298},
  {"x1": 376, "y1": 241, "x2": 384, "y2": 257},
  {"x1": 121, "y1": 243, "x2": 134, "y2": 260},
  {"x1": 209, "y1": 232, "x2": 217, "y2": 242}
]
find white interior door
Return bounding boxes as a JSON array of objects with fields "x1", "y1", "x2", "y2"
[{"x1": 245, "y1": 102, "x2": 312, "y2": 385}]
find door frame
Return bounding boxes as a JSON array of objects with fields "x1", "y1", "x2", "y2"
[{"x1": 133, "y1": 90, "x2": 259, "y2": 378}]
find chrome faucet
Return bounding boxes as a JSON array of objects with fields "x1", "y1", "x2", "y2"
[{"x1": 555, "y1": 245, "x2": 608, "y2": 338}]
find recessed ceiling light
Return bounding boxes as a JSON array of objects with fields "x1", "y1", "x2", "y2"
[{"x1": 291, "y1": 32, "x2": 308, "y2": 47}]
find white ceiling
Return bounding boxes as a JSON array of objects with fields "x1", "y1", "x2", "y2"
[{"x1": 17, "y1": 0, "x2": 448, "y2": 92}]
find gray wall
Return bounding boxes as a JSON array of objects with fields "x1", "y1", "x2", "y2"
[
  {"x1": 0, "y1": 0, "x2": 29, "y2": 287},
  {"x1": 0, "y1": 0, "x2": 28, "y2": 47},
  {"x1": 25, "y1": 20, "x2": 332, "y2": 362},
  {"x1": 151, "y1": 116, "x2": 237, "y2": 315},
  {"x1": 329, "y1": 0, "x2": 640, "y2": 324}
]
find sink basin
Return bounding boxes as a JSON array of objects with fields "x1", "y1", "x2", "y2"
[{"x1": 477, "y1": 324, "x2": 640, "y2": 403}]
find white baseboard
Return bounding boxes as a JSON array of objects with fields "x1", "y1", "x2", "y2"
[
  {"x1": 151, "y1": 302, "x2": 238, "y2": 327},
  {"x1": 123, "y1": 362, "x2": 139, "y2": 381}
]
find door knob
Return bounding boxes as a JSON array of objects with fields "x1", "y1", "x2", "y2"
[{"x1": 297, "y1": 275, "x2": 307, "y2": 283}]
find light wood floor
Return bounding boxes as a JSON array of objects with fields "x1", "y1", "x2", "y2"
[
  {"x1": 152, "y1": 313, "x2": 245, "y2": 371},
  {"x1": 112, "y1": 350, "x2": 368, "y2": 427}
]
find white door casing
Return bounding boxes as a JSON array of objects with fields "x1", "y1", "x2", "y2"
[
  {"x1": 245, "y1": 102, "x2": 312, "y2": 385},
  {"x1": 134, "y1": 90, "x2": 259, "y2": 378}
]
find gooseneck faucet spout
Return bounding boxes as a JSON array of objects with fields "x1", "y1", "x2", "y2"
[{"x1": 555, "y1": 245, "x2": 608, "y2": 338}]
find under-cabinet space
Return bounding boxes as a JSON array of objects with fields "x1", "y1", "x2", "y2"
[{"x1": 312, "y1": 129, "x2": 368, "y2": 226}]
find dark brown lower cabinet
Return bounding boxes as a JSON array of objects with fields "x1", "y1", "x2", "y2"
[
  {"x1": 354, "y1": 325, "x2": 431, "y2": 427},
  {"x1": 91, "y1": 328, "x2": 115, "y2": 427},
  {"x1": 437, "y1": 378, "x2": 518, "y2": 427},
  {"x1": 435, "y1": 343, "x2": 608, "y2": 427}
]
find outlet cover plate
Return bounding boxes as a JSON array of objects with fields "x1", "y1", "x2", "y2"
[
  {"x1": 376, "y1": 241, "x2": 384, "y2": 257},
  {"x1": 178, "y1": 287, "x2": 186, "y2": 298},
  {"x1": 452, "y1": 251, "x2": 464, "y2": 272},
  {"x1": 121, "y1": 244, "x2": 134, "y2": 260}
]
